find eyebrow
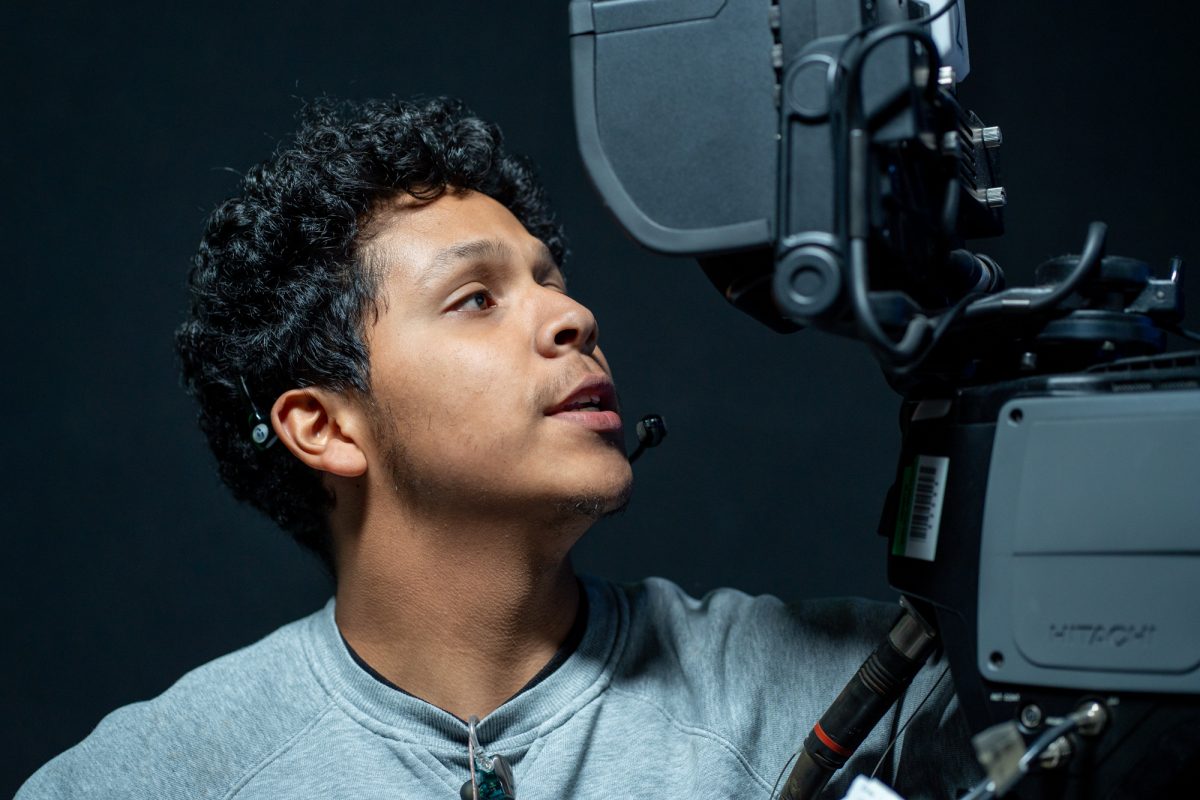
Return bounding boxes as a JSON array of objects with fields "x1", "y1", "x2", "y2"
[{"x1": 417, "y1": 237, "x2": 560, "y2": 293}]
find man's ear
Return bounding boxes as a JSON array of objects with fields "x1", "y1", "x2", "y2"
[{"x1": 271, "y1": 388, "x2": 368, "y2": 478}]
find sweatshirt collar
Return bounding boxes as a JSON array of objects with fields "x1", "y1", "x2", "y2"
[{"x1": 301, "y1": 574, "x2": 628, "y2": 753}]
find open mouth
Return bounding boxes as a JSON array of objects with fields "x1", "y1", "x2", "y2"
[
  {"x1": 560, "y1": 393, "x2": 605, "y2": 412},
  {"x1": 547, "y1": 377, "x2": 622, "y2": 434}
]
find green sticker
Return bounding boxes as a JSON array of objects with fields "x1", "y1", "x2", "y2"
[{"x1": 892, "y1": 463, "x2": 915, "y2": 556}]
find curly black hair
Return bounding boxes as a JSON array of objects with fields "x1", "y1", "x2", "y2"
[{"x1": 176, "y1": 97, "x2": 566, "y2": 572}]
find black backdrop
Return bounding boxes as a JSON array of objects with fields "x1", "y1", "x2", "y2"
[{"x1": 4, "y1": 1, "x2": 1198, "y2": 794}]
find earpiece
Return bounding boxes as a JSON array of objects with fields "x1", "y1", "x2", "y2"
[
  {"x1": 250, "y1": 420, "x2": 274, "y2": 447},
  {"x1": 239, "y1": 376, "x2": 278, "y2": 451}
]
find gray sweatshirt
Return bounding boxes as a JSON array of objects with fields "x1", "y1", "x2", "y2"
[{"x1": 17, "y1": 576, "x2": 980, "y2": 799}]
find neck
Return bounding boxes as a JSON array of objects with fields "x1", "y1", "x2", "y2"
[{"x1": 331, "y1": 497, "x2": 588, "y2": 722}]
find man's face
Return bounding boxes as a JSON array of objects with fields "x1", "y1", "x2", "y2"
[{"x1": 357, "y1": 189, "x2": 632, "y2": 523}]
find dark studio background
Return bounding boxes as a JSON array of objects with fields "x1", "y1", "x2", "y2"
[{"x1": 4, "y1": 1, "x2": 1198, "y2": 793}]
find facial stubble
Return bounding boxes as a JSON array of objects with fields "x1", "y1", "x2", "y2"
[{"x1": 364, "y1": 394, "x2": 632, "y2": 522}]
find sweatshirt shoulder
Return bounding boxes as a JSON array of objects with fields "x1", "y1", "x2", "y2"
[
  {"x1": 608, "y1": 578, "x2": 899, "y2": 730},
  {"x1": 604, "y1": 579, "x2": 971, "y2": 795},
  {"x1": 17, "y1": 609, "x2": 335, "y2": 800},
  {"x1": 619, "y1": 576, "x2": 897, "y2": 671}
]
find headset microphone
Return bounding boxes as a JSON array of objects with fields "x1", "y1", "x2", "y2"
[{"x1": 628, "y1": 414, "x2": 667, "y2": 463}]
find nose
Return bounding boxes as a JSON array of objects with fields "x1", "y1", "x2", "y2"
[{"x1": 537, "y1": 293, "x2": 599, "y2": 358}]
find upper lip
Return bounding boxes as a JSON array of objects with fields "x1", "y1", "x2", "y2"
[{"x1": 546, "y1": 374, "x2": 618, "y2": 415}]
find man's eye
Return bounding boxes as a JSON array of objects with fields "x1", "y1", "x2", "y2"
[{"x1": 453, "y1": 290, "x2": 495, "y2": 312}]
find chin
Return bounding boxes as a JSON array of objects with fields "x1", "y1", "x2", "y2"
[
  {"x1": 552, "y1": 462, "x2": 634, "y2": 520},
  {"x1": 556, "y1": 485, "x2": 633, "y2": 520}
]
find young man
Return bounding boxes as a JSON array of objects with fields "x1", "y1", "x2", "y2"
[{"x1": 18, "y1": 97, "x2": 977, "y2": 799}]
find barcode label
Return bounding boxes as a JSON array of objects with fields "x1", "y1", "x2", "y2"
[{"x1": 893, "y1": 455, "x2": 949, "y2": 561}]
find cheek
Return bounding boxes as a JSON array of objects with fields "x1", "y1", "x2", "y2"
[{"x1": 387, "y1": 343, "x2": 536, "y2": 450}]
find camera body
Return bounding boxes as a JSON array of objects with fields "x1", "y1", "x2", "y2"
[
  {"x1": 572, "y1": 1, "x2": 1200, "y2": 795},
  {"x1": 571, "y1": 0, "x2": 999, "y2": 339}
]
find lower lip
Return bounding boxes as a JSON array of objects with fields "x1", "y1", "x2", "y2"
[{"x1": 548, "y1": 409, "x2": 623, "y2": 433}]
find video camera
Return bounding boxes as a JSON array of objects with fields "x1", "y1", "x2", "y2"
[{"x1": 570, "y1": 1, "x2": 1200, "y2": 797}]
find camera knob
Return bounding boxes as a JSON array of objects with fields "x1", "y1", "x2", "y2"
[{"x1": 773, "y1": 244, "x2": 843, "y2": 324}]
